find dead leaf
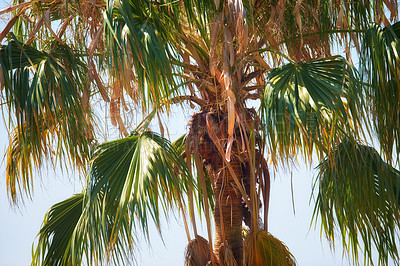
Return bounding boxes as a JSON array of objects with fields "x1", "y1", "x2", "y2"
[
  {"x1": 226, "y1": 89, "x2": 236, "y2": 161},
  {"x1": 0, "y1": 16, "x2": 19, "y2": 43},
  {"x1": 57, "y1": 15, "x2": 74, "y2": 38},
  {"x1": 210, "y1": 13, "x2": 222, "y2": 76},
  {"x1": 214, "y1": 0, "x2": 220, "y2": 10},
  {"x1": 293, "y1": 0, "x2": 303, "y2": 33},
  {"x1": 90, "y1": 60, "x2": 110, "y2": 102},
  {"x1": 43, "y1": 8, "x2": 64, "y2": 45},
  {"x1": 88, "y1": 25, "x2": 104, "y2": 54},
  {"x1": 224, "y1": 29, "x2": 235, "y2": 67},
  {"x1": 25, "y1": 16, "x2": 46, "y2": 45},
  {"x1": 0, "y1": 2, "x2": 30, "y2": 16}
]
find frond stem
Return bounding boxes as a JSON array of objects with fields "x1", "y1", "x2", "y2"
[{"x1": 169, "y1": 95, "x2": 207, "y2": 107}]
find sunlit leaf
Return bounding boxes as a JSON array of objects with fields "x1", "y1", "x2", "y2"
[
  {"x1": 87, "y1": 131, "x2": 191, "y2": 250},
  {"x1": 261, "y1": 56, "x2": 362, "y2": 164}
]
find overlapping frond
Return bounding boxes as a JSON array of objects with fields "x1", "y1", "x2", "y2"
[
  {"x1": 252, "y1": 0, "x2": 398, "y2": 64},
  {"x1": 314, "y1": 138, "x2": 400, "y2": 265},
  {"x1": 2, "y1": 0, "x2": 105, "y2": 45},
  {"x1": 87, "y1": 130, "x2": 191, "y2": 246},
  {"x1": 1, "y1": 41, "x2": 93, "y2": 204},
  {"x1": 260, "y1": 56, "x2": 362, "y2": 164},
  {"x1": 104, "y1": 0, "x2": 182, "y2": 112},
  {"x1": 361, "y1": 22, "x2": 400, "y2": 162},
  {"x1": 32, "y1": 131, "x2": 193, "y2": 265}
]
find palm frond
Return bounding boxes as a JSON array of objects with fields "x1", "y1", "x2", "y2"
[
  {"x1": 260, "y1": 55, "x2": 362, "y2": 164},
  {"x1": 104, "y1": 0, "x2": 181, "y2": 112},
  {"x1": 313, "y1": 138, "x2": 400, "y2": 265},
  {"x1": 244, "y1": 230, "x2": 296, "y2": 266},
  {"x1": 87, "y1": 130, "x2": 191, "y2": 250},
  {"x1": 4, "y1": 0, "x2": 105, "y2": 46},
  {"x1": 32, "y1": 190, "x2": 133, "y2": 266},
  {"x1": 1, "y1": 40, "x2": 93, "y2": 203},
  {"x1": 252, "y1": 0, "x2": 397, "y2": 64},
  {"x1": 184, "y1": 235, "x2": 213, "y2": 266},
  {"x1": 172, "y1": 133, "x2": 188, "y2": 155},
  {"x1": 32, "y1": 193, "x2": 86, "y2": 266},
  {"x1": 360, "y1": 22, "x2": 400, "y2": 162},
  {"x1": 218, "y1": 243, "x2": 238, "y2": 266}
]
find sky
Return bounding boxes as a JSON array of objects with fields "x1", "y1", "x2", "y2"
[{"x1": 0, "y1": 1, "x2": 397, "y2": 265}]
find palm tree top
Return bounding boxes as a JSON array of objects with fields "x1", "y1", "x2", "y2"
[{"x1": 1, "y1": 0, "x2": 400, "y2": 265}]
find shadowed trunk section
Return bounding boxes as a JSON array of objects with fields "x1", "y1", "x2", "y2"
[
  {"x1": 191, "y1": 111, "x2": 245, "y2": 265},
  {"x1": 212, "y1": 160, "x2": 243, "y2": 266}
]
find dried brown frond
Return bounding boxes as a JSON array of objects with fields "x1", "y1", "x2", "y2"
[
  {"x1": 79, "y1": 0, "x2": 105, "y2": 37},
  {"x1": 0, "y1": 16, "x2": 18, "y2": 42},
  {"x1": 245, "y1": 231, "x2": 296, "y2": 266},
  {"x1": 185, "y1": 235, "x2": 213, "y2": 266},
  {"x1": 110, "y1": 80, "x2": 129, "y2": 136},
  {"x1": 218, "y1": 243, "x2": 238, "y2": 266}
]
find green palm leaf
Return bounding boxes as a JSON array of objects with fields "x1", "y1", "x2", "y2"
[
  {"x1": 1, "y1": 40, "x2": 93, "y2": 203},
  {"x1": 261, "y1": 56, "x2": 362, "y2": 163},
  {"x1": 87, "y1": 130, "x2": 191, "y2": 249},
  {"x1": 32, "y1": 191, "x2": 129, "y2": 266},
  {"x1": 33, "y1": 193, "x2": 86, "y2": 266},
  {"x1": 104, "y1": 0, "x2": 180, "y2": 111},
  {"x1": 361, "y1": 22, "x2": 400, "y2": 162},
  {"x1": 33, "y1": 131, "x2": 192, "y2": 265},
  {"x1": 0, "y1": 41, "x2": 47, "y2": 69},
  {"x1": 103, "y1": 0, "x2": 216, "y2": 112},
  {"x1": 313, "y1": 138, "x2": 400, "y2": 265}
]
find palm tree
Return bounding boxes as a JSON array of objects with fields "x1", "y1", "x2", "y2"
[{"x1": 1, "y1": 0, "x2": 400, "y2": 265}]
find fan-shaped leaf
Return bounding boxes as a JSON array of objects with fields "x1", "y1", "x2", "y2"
[
  {"x1": 313, "y1": 138, "x2": 400, "y2": 265},
  {"x1": 261, "y1": 56, "x2": 362, "y2": 164},
  {"x1": 1, "y1": 41, "x2": 93, "y2": 204},
  {"x1": 87, "y1": 131, "x2": 191, "y2": 247},
  {"x1": 33, "y1": 193, "x2": 86, "y2": 265},
  {"x1": 361, "y1": 22, "x2": 400, "y2": 162}
]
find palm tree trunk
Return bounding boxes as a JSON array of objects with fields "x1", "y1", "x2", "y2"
[
  {"x1": 190, "y1": 111, "x2": 246, "y2": 265},
  {"x1": 212, "y1": 160, "x2": 244, "y2": 266}
]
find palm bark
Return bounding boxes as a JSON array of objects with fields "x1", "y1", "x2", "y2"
[
  {"x1": 211, "y1": 160, "x2": 244, "y2": 265},
  {"x1": 192, "y1": 111, "x2": 248, "y2": 265}
]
